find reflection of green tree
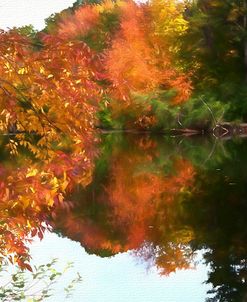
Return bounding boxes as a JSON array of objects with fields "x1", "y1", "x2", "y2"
[{"x1": 183, "y1": 140, "x2": 247, "y2": 302}]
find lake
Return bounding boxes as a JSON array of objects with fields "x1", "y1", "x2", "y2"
[{"x1": 0, "y1": 133, "x2": 246, "y2": 301}]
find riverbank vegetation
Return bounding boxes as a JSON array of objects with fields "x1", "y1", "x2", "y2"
[{"x1": 1, "y1": 0, "x2": 247, "y2": 141}]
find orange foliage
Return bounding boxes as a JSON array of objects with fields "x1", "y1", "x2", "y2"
[
  {"x1": 105, "y1": 1, "x2": 161, "y2": 100},
  {"x1": 0, "y1": 30, "x2": 102, "y2": 159},
  {"x1": 104, "y1": 0, "x2": 192, "y2": 106},
  {"x1": 58, "y1": 6, "x2": 100, "y2": 39}
]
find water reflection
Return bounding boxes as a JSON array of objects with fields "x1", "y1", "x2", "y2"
[
  {"x1": 0, "y1": 134, "x2": 247, "y2": 301},
  {"x1": 51, "y1": 135, "x2": 195, "y2": 273},
  {"x1": 0, "y1": 134, "x2": 96, "y2": 269}
]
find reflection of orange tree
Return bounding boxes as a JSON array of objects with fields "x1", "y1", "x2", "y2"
[
  {"x1": 51, "y1": 136, "x2": 196, "y2": 274},
  {"x1": 0, "y1": 150, "x2": 95, "y2": 270},
  {"x1": 107, "y1": 152, "x2": 196, "y2": 274}
]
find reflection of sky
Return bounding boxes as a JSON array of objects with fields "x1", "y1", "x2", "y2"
[{"x1": 29, "y1": 232, "x2": 211, "y2": 302}]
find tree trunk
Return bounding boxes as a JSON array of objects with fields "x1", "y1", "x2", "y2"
[
  {"x1": 200, "y1": 1, "x2": 214, "y2": 53},
  {"x1": 244, "y1": 0, "x2": 247, "y2": 82}
]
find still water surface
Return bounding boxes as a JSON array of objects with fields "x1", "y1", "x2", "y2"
[{"x1": 1, "y1": 134, "x2": 247, "y2": 301}]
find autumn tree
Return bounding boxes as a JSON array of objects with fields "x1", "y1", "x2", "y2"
[
  {"x1": 102, "y1": 0, "x2": 192, "y2": 128},
  {"x1": 0, "y1": 28, "x2": 104, "y2": 160},
  {"x1": 47, "y1": 0, "x2": 121, "y2": 52},
  {"x1": 44, "y1": 0, "x2": 192, "y2": 130}
]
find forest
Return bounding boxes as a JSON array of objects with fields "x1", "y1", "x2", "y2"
[{"x1": 1, "y1": 0, "x2": 247, "y2": 140}]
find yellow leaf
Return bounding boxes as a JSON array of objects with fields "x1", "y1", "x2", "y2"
[
  {"x1": 26, "y1": 169, "x2": 38, "y2": 178},
  {"x1": 61, "y1": 180, "x2": 69, "y2": 192},
  {"x1": 39, "y1": 66, "x2": 45, "y2": 74},
  {"x1": 27, "y1": 220, "x2": 32, "y2": 228},
  {"x1": 30, "y1": 187, "x2": 35, "y2": 193},
  {"x1": 18, "y1": 67, "x2": 27, "y2": 74},
  {"x1": 48, "y1": 198, "x2": 54, "y2": 207}
]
